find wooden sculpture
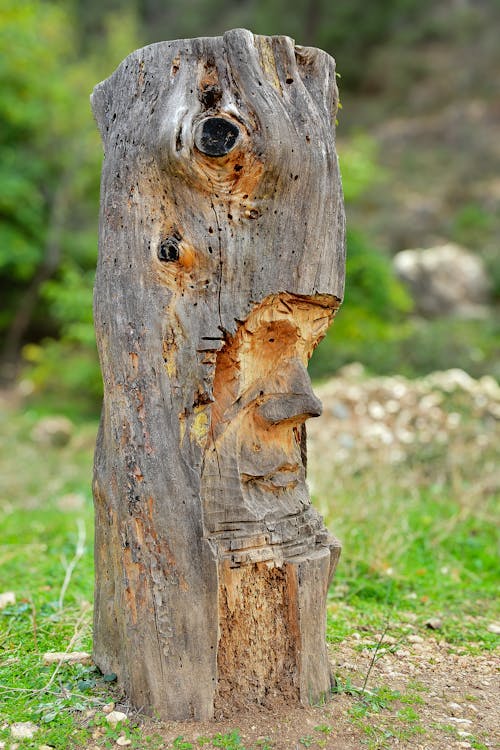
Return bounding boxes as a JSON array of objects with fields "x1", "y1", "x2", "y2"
[{"x1": 91, "y1": 28, "x2": 345, "y2": 721}]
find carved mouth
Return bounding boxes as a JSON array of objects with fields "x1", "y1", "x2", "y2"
[{"x1": 241, "y1": 462, "x2": 300, "y2": 491}]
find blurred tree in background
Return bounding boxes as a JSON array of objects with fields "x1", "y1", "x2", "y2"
[
  {"x1": 0, "y1": 0, "x2": 140, "y2": 410},
  {"x1": 1, "y1": 0, "x2": 498, "y2": 414}
]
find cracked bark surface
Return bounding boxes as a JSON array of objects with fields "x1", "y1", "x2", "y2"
[{"x1": 91, "y1": 28, "x2": 345, "y2": 721}]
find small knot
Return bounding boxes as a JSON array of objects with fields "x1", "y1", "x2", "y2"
[{"x1": 199, "y1": 85, "x2": 222, "y2": 109}]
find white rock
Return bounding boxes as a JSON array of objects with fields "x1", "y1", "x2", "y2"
[
  {"x1": 57, "y1": 493, "x2": 86, "y2": 511},
  {"x1": 105, "y1": 711, "x2": 128, "y2": 727},
  {"x1": 11, "y1": 722, "x2": 39, "y2": 739},
  {"x1": 448, "y1": 701, "x2": 463, "y2": 715},
  {"x1": 487, "y1": 622, "x2": 500, "y2": 634},
  {"x1": 116, "y1": 738, "x2": 132, "y2": 747},
  {"x1": 393, "y1": 243, "x2": 491, "y2": 318},
  {"x1": 0, "y1": 741, "x2": 5, "y2": 749},
  {"x1": 407, "y1": 634, "x2": 424, "y2": 643},
  {"x1": 424, "y1": 617, "x2": 443, "y2": 630},
  {"x1": 39, "y1": 745, "x2": 55, "y2": 749},
  {"x1": 43, "y1": 651, "x2": 92, "y2": 666},
  {"x1": 0, "y1": 592, "x2": 15, "y2": 610},
  {"x1": 31, "y1": 416, "x2": 73, "y2": 446},
  {"x1": 446, "y1": 717, "x2": 473, "y2": 726}
]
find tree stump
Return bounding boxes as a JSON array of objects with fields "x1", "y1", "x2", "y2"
[{"x1": 91, "y1": 28, "x2": 345, "y2": 721}]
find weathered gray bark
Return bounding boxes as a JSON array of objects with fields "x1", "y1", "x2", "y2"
[{"x1": 91, "y1": 28, "x2": 345, "y2": 721}]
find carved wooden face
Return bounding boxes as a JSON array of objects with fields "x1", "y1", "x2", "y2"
[{"x1": 201, "y1": 293, "x2": 333, "y2": 563}]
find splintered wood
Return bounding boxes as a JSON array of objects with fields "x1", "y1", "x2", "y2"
[{"x1": 92, "y1": 29, "x2": 345, "y2": 720}]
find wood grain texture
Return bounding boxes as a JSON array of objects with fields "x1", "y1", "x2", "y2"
[{"x1": 92, "y1": 28, "x2": 345, "y2": 720}]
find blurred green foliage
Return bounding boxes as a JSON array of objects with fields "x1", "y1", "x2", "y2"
[
  {"x1": 310, "y1": 138, "x2": 413, "y2": 379},
  {"x1": 0, "y1": 0, "x2": 140, "y2": 411}
]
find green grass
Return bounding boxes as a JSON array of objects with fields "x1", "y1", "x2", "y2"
[
  {"x1": 0, "y1": 392, "x2": 498, "y2": 748},
  {"x1": 319, "y1": 450, "x2": 498, "y2": 653}
]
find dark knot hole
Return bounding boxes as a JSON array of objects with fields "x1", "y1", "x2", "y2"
[
  {"x1": 158, "y1": 237, "x2": 180, "y2": 263},
  {"x1": 195, "y1": 117, "x2": 240, "y2": 157}
]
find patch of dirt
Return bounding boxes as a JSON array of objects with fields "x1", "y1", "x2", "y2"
[{"x1": 98, "y1": 635, "x2": 498, "y2": 749}]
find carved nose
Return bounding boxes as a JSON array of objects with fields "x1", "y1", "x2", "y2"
[
  {"x1": 194, "y1": 117, "x2": 240, "y2": 157},
  {"x1": 257, "y1": 359, "x2": 322, "y2": 425}
]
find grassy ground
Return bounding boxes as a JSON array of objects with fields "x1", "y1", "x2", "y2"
[{"x1": 0, "y1": 373, "x2": 498, "y2": 749}]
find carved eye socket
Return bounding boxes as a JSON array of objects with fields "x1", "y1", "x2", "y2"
[
  {"x1": 194, "y1": 117, "x2": 240, "y2": 157},
  {"x1": 158, "y1": 237, "x2": 180, "y2": 262}
]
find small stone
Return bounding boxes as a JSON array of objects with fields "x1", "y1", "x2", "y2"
[
  {"x1": 425, "y1": 617, "x2": 443, "y2": 630},
  {"x1": 116, "y1": 738, "x2": 132, "y2": 747},
  {"x1": 0, "y1": 592, "x2": 15, "y2": 609},
  {"x1": 103, "y1": 702, "x2": 115, "y2": 714},
  {"x1": 457, "y1": 731, "x2": 473, "y2": 738},
  {"x1": 448, "y1": 702, "x2": 463, "y2": 715},
  {"x1": 39, "y1": 745, "x2": 55, "y2": 749},
  {"x1": 57, "y1": 493, "x2": 85, "y2": 511},
  {"x1": 31, "y1": 416, "x2": 73, "y2": 446},
  {"x1": 447, "y1": 718, "x2": 472, "y2": 726},
  {"x1": 0, "y1": 741, "x2": 5, "y2": 749},
  {"x1": 106, "y1": 711, "x2": 128, "y2": 727},
  {"x1": 11, "y1": 722, "x2": 39, "y2": 739},
  {"x1": 407, "y1": 634, "x2": 424, "y2": 643},
  {"x1": 456, "y1": 743, "x2": 471, "y2": 748},
  {"x1": 487, "y1": 622, "x2": 500, "y2": 634},
  {"x1": 43, "y1": 651, "x2": 92, "y2": 666}
]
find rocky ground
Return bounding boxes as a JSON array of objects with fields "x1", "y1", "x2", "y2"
[
  {"x1": 308, "y1": 364, "x2": 500, "y2": 474},
  {"x1": 83, "y1": 633, "x2": 498, "y2": 750}
]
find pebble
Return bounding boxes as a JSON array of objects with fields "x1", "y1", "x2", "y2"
[
  {"x1": 0, "y1": 592, "x2": 15, "y2": 610},
  {"x1": 448, "y1": 701, "x2": 463, "y2": 715},
  {"x1": 105, "y1": 711, "x2": 128, "y2": 727},
  {"x1": 103, "y1": 702, "x2": 115, "y2": 714},
  {"x1": 446, "y1": 717, "x2": 473, "y2": 726},
  {"x1": 39, "y1": 745, "x2": 55, "y2": 749},
  {"x1": 487, "y1": 622, "x2": 500, "y2": 634},
  {"x1": 425, "y1": 618, "x2": 443, "y2": 630},
  {"x1": 116, "y1": 738, "x2": 132, "y2": 747},
  {"x1": 407, "y1": 634, "x2": 424, "y2": 644},
  {"x1": 11, "y1": 722, "x2": 39, "y2": 739},
  {"x1": 57, "y1": 493, "x2": 86, "y2": 511},
  {"x1": 31, "y1": 416, "x2": 73, "y2": 446}
]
